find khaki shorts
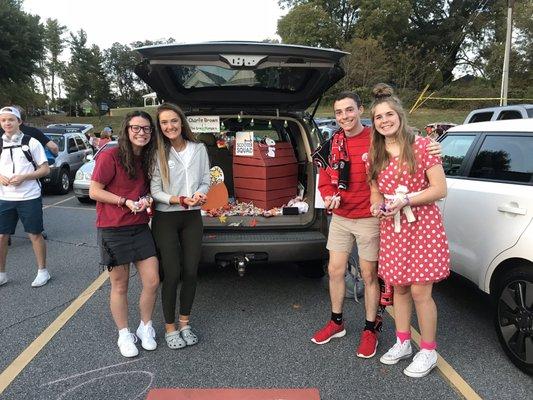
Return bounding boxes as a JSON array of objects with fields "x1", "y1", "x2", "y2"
[{"x1": 327, "y1": 214, "x2": 380, "y2": 261}]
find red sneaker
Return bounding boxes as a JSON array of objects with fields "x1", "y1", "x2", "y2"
[
  {"x1": 356, "y1": 330, "x2": 379, "y2": 358},
  {"x1": 311, "y1": 320, "x2": 346, "y2": 345}
]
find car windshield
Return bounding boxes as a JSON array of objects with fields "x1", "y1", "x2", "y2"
[
  {"x1": 170, "y1": 65, "x2": 311, "y2": 92},
  {"x1": 45, "y1": 134, "x2": 65, "y2": 151}
]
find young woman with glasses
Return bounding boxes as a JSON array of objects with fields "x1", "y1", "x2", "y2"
[
  {"x1": 89, "y1": 111, "x2": 160, "y2": 358},
  {"x1": 150, "y1": 103, "x2": 210, "y2": 350}
]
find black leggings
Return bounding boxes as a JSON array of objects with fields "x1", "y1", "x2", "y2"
[{"x1": 151, "y1": 209, "x2": 203, "y2": 323}]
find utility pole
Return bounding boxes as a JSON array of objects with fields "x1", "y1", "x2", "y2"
[{"x1": 500, "y1": 0, "x2": 515, "y2": 106}]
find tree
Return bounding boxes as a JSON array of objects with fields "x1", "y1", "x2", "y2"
[
  {"x1": 341, "y1": 38, "x2": 391, "y2": 89},
  {"x1": 277, "y1": 2, "x2": 340, "y2": 47},
  {"x1": 104, "y1": 43, "x2": 143, "y2": 107},
  {"x1": 278, "y1": 0, "x2": 361, "y2": 45},
  {"x1": 44, "y1": 18, "x2": 67, "y2": 108},
  {"x1": 357, "y1": 0, "x2": 495, "y2": 85},
  {"x1": 62, "y1": 30, "x2": 111, "y2": 113},
  {"x1": 0, "y1": 0, "x2": 44, "y2": 103}
]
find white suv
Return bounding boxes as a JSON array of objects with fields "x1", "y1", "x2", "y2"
[{"x1": 438, "y1": 119, "x2": 533, "y2": 375}]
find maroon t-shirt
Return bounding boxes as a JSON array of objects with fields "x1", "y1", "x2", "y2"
[{"x1": 92, "y1": 147, "x2": 150, "y2": 228}]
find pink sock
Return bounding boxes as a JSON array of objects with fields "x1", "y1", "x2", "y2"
[
  {"x1": 420, "y1": 340, "x2": 437, "y2": 350},
  {"x1": 396, "y1": 331, "x2": 411, "y2": 343}
]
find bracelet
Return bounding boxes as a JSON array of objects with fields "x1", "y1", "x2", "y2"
[
  {"x1": 404, "y1": 195, "x2": 410, "y2": 205},
  {"x1": 117, "y1": 197, "x2": 126, "y2": 207},
  {"x1": 178, "y1": 196, "x2": 188, "y2": 208}
]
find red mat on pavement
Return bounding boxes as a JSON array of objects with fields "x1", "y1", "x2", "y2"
[{"x1": 146, "y1": 388, "x2": 320, "y2": 399}]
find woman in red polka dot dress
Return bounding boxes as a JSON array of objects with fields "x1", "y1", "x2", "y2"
[{"x1": 366, "y1": 83, "x2": 450, "y2": 378}]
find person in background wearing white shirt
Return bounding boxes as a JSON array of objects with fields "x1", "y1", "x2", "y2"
[
  {"x1": 0, "y1": 106, "x2": 51, "y2": 287},
  {"x1": 150, "y1": 103, "x2": 210, "y2": 350}
]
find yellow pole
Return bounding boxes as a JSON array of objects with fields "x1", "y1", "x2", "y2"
[{"x1": 409, "y1": 84, "x2": 430, "y2": 114}]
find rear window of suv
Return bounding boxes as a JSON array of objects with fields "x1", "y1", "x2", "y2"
[
  {"x1": 170, "y1": 65, "x2": 311, "y2": 92},
  {"x1": 469, "y1": 135, "x2": 533, "y2": 183}
]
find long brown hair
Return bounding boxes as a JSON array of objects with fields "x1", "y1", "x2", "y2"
[
  {"x1": 155, "y1": 103, "x2": 197, "y2": 188},
  {"x1": 368, "y1": 83, "x2": 416, "y2": 182},
  {"x1": 117, "y1": 110, "x2": 158, "y2": 180}
]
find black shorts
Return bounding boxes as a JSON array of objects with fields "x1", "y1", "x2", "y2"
[{"x1": 97, "y1": 224, "x2": 157, "y2": 271}]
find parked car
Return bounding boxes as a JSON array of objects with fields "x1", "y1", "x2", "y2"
[
  {"x1": 134, "y1": 41, "x2": 347, "y2": 275},
  {"x1": 318, "y1": 118, "x2": 371, "y2": 140},
  {"x1": 46, "y1": 123, "x2": 94, "y2": 136},
  {"x1": 438, "y1": 119, "x2": 533, "y2": 374},
  {"x1": 464, "y1": 104, "x2": 533, "y2": 124},
  {"x1": 424, "y1": 122, "x2": 457, "y2": 140},
  {"x1": 73, "y1": 141, "x2": 118, "y2": 203},
  {"x1": 315, "y1": 117, "x2": 338, "y2": 129},
  {"x1": 41, "y1": 127, "x2": 93, "y2": 194}
]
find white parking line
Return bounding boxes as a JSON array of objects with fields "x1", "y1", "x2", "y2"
[
  {"x1": 49, "y1": 205, "x2": 96, "y2": 211},
  {"x1": 42, "y1": 196, "x2": 75, "y2": 209}
]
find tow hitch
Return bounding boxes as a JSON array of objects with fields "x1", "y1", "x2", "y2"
[
  {"x1": 215, "y1": 252, "x2": 268, "y2": 277},
  {"x1": 235, "y1": 256, "x2": 249, "y2": 277}
]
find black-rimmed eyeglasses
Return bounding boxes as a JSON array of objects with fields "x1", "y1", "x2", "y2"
[{"x1": 128, "y1": 125, "x2": 153, "y2": 134}]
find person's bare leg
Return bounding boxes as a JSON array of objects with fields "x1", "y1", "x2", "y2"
[
  {"x1": 28, "y1": 233, "x2": 46, "y2": 269},
  {"x1": 135, "y1": 256, "x2": 159, "y2": 324},
  {"x1": 328, "y1": 250, "x2": 350, "y2": 313},
  {"x1": 108, "y1": 265, "x2": 130, "y2": 329},
  {"x1": 0, "y1": 234, "x2": 9, "y2": 273},
  {"x1": 411, "y1": 284, "x2": 437, "y2": 343},
  {"x1": 359, "y1": 258, "x2": 379, "y2": 321},
  {"x1": 392, "y1": 285, "x2": 413, "y2": 333}
]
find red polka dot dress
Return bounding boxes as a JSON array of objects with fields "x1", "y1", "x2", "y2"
[{"x1": 376, "y1": 136, "x2": 450, "y2": 286}]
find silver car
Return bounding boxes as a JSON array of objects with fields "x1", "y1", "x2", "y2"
[
  {"x1": 42, "y1": 128, "x2": 93, "y2": 194},
  {"x1": 73, "y1": 141, "x2": 118, "y2": 203}
]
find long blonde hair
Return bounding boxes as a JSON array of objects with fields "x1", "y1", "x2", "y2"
[
  {"x1": 368, "y1": 83, "x2": 416, "y2": 182},
  {"x1": 155, "y1": 103, "x2": 197, "y2": 189}
]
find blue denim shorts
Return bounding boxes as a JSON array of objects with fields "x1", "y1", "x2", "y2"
[{"x1": 0, "y1": 197, "x2": 44, "y2": 234}]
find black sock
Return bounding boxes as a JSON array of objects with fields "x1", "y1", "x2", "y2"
[
  {"x1": 331, "y1": 312, "x2": 343, "y2": 325},
  {"x1": 364, "y1": 319, "x2": 375, "y2": 332}
]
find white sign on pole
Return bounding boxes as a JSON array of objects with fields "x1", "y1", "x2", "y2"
[
  {"x1": 235, "y1": 131, "x2": 254, "y2": 156},
  {"x1": 187, "y1": 116, "x2": 220, "y2": 133}
]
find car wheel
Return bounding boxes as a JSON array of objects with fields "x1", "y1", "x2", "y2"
[
  {"x1": 298, "y1": 259, "x2": 327, "y2": 279},
  {"x1": 494, "y1": 265, "x2": 533, "y2": 375},
  {"x1": 77, "y1": 196, "x2": 93, "y2": 204},
  {"x1": 55, "y1": 168, "x2": 70, "y2": 194}
]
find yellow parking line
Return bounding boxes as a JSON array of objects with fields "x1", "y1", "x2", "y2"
[
  {"x1": 0, "y1": 271, "x2": 109, "y2": 396},
  {"x1": 386, "y1": 307, "x2": 482, "y2": 400}
]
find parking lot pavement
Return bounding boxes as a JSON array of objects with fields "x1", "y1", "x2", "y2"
[{"x1": 0, "y1": 194, "x2": 532, "y2": 399}]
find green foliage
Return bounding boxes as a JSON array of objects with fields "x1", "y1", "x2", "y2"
[
  {"x1": 0, "y1": 0, "x2": 44, "y2": 86},
  {"x1": 44, "y1": 18, "x2": 67, "y2": 106},
  {"x1": 277, "y1": 2, "x2": 340, "y2": 47},
  {"x1": 61, "y1": 30, "x2": 111, "y2": 110},
  {"x1": 340, "y1": 38, "x2": 391, "y2": 88}
]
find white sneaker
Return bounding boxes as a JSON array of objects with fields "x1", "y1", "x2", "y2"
[
  {"x1": 380, "y1": 338, "x2": 412, "y2": 365},
  {"x1": 404, "y1": 349, "x2": 438, "y2": 378},
  {"x1": 136, "y1": 321, "x2": 157, "y2": 351},
  {"x1": 117, "y1": 331, "x2": 139, "y2": 357},
  {"x1": 31, "y1": 269, "x2": 50, "y2": 287},
  {"x1": 0, "y1": 273, "x2": 7, "y2": 286}
]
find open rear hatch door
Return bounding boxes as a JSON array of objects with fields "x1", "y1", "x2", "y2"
[{"x1": 134, "y1": 42, "x2": 347, "y2": 111}]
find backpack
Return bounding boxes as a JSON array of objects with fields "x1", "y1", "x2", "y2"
[{"x1": 0, "y1": 134, "x2": 37, "y2": 170}]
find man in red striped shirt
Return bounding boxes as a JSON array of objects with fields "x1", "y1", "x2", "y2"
[{"x1": 311, "y1": 91, "x2": 383, "y2": 358}]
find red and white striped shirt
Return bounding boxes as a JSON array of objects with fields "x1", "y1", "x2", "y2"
[{"x1": 318, "y1": 127, "x2": 372, "y2": 219}]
